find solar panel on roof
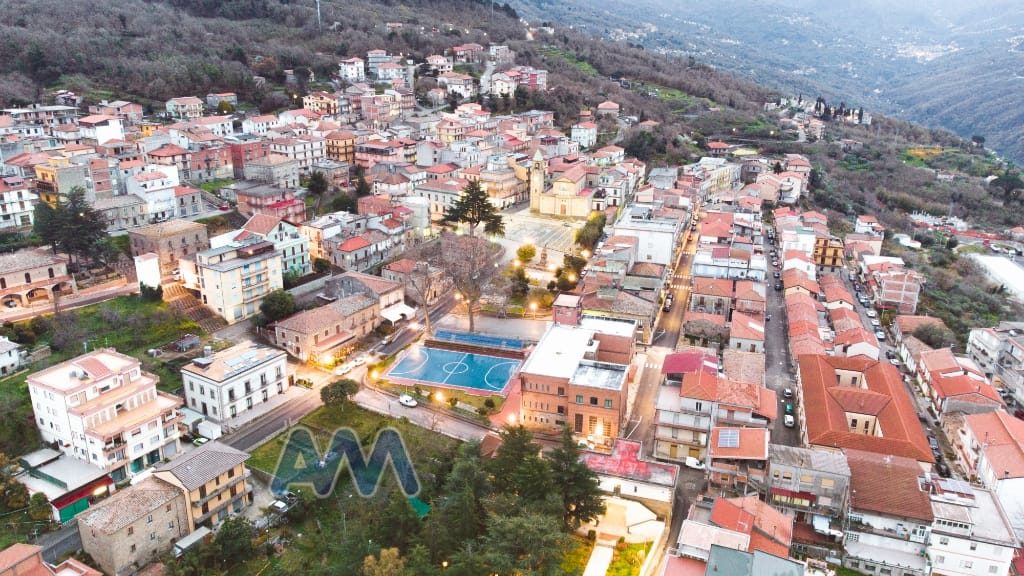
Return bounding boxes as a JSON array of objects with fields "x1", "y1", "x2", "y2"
[{"x1": 718, "y1": 428, "x2": 740, "y2": 448}]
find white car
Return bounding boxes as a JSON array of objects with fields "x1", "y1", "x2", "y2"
[
  {"x1": 784, "y1": 414, "x2": 796, "y2": 428},
  {"x1": 334, "y1": 362, "x2": 354, "y2": 375},
  {"x1": 684, "y1": 456, "x2": 706, "y2": 470},
  {"x1": 398, "y1": 394, "x2": 418, "y2": 408},
  {"x1": 875, "y1": 330, "x2": 887, "y2": 341},
  {"x1": 870, "y1": 318, "x2": 881, "y2": 327},
  {"x1": 352, "y1": 354, "x2": 368, "y2": 366},
  {"x1": 865, "y1": 310, "x2": 878, "y2": 318}
]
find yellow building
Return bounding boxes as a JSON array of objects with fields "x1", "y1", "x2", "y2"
[
  {"x1": 325, "y1": 130, "x2": 356, "y2": 164},
  {"x1": 814, "y1": 235, "x2": 845, "y2": 270},
  {"x1": 528, "y1": 151, "x2": 593, "y2": 218},
  {"x1": 152, "y1": 441, "x2": 253, "y2": 531}
]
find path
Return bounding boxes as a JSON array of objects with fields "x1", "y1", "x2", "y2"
[{"x1": 353, "y1": 387, "x2": 489, "y2": 442}]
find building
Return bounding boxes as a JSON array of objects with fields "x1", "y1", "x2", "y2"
[
  {"x1": 128, "y1": 219, "x2": 210, "y2": 277},
  {"x1": 612, "y1": 204, "x2": 685, "y2": 265},
  {"x1": 181, "y1": 341, "x2": 289, "y2": 422},
  {"x1": 243, "y1": 153, "x2": 300, "y2": 189},
  {"x1": 77, "y1": 114, "x2": 125, "y2": 145},
  {"x1": 79, "y1": 476, "x2": 189, "y2": 576},
  {"x1": 868, "y1": 264, "x2": 925, "y2": 314},
  {"x1": 339, "y1": 57, "x2": 366, "y2": 83},
  {"x1": 797, "y1": 355, "x2": 933, "y2": 463},
  {"x1": 0, "y1": 337, "x2": 20, "y2": 377},
  {"x1": 232, "y1": 182, "x2": 305, "y2": 224},
  {"x1": 767, "y1": 445, "x2": 851, "y2": 542},
  {"x1": 0, "y1": 248, "x2": 75, "y2": 309},
  {"x1": 27, "y1": 349, "x2": 183, "y2": 482},
  {"x1": 194, "y1": 239, "x2": 284, "y2": 324},
  {"x1": 923, "y1": 474, "x2": 1016, "y2": 576},
  {"x1": 165, "y1": 96, "x2": 204, "y2": 120},
  {"x1": 270, "y1": 136, "x2": 325, "y2": 173},
  {"x1": 302, "y1": 91, "x2": 340, "y2": 116},
  {"x1": 0, "y1": 543, "x2": 101, "y2": 576},
  {"x1": 211, "y1": 214, "x2": 310, "y2": 276},
  {"x1": 205, "y1": 92, "x2": 238, "y2": 109},
  {"x1": 381, "y1": 259, "x2": 449, "y2": 305},
  {"x1": 16, "y1": 448, "x2": 113, "y2": 524},
  {"x1": 271, "y1": 293, "x2": 379, "y2": 363},
  {"x1": 0, "y1": 176, "x2": 37, "y2": 230},
  {"x1": 518, "y1": 321, "x2": 634, "y2": 447},
  {"x1": 945, "y1": 410, "x2": 1024, "y2": 538},
  {"x1": 152, "y1": 441, "x2": 253, "y2": 531},
  {"x1": 325, "y1": 130, "x2": 357, "y2": 164},
  {"x1": 843, "y1": 449, "x2": 933, "y2": 576},
  {"x1": 654, "y1": 370, "x2": 776, "y2": 463},
  {"x1": 967, "y1": 322, "x2": 1024, "y2": 404}
]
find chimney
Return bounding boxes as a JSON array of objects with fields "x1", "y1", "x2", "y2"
[{"x1": 203, "y1": 345, "x2": 213, "y2": 358}]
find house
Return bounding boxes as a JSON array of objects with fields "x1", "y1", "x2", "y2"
[
  {"x1": 205, "y1": 92, "x2": 237, "y2": 109},
  {"x1": 944, "y1": 410, "x2": 1024, "y2": 538},
  {"x1": 579, "y1": 439, "x2": 678, "y2": 512},
  {"x1": 0, "y1": 176, "x2": 38, "y2": 231},
  {"x1": 654, "y1": 370, "x2": 776, "y2": 463},
  {"x1": 855, "y1": 214, "x2": 885, "y2": 236},
  {"x1": 382, "y1": 259, "x2": 449, "y2": 305},
  {"x1": 707, "y1": 427, "x2": 769, "y2": 489},
  {"x1": 193, "y1": 239, "x2": 284, "y2": 324},
  {"x1": 570, "y1": 121, "x2": 598, "y2": 149},
  {"x1": 797, "y1": 355, "x2": 933, "y2": 463},
  {"x1": 926, "y1": 360, "x2": 1002, "y2": 417},
  {"x1": 0, "y1": 248, "x2": 76, "y2": 310},
  {"x1": 243, "y1": 153, "x2": 300, "y2": 189},
  {"x1": 721, "y1": 349, "x2": 765, "y2": 386},
  {"x1": 270, "y1": 293, "x2": 378, "y2": 363},
  {"x1": 269, "y1": 135, "x2": 325, "y2": 173},
  {"x1": 211, "y1": 214, "x2": 310, "y2": 276},
  {"x1": 0, "y1": 543, "x2": 101, "y2": 576},
  {"x1": 128, "y1": 219, "x2": 210, "y2": 278},
  {"x1": 767, "y1": 445, "x2": 850, "y2": 535},
  {"x1": 232, "y1": 182, "x2": 305, "y2": 224},
  {"x1": 181, "y1": 341, "x2": 289, "y2": 422},
  {"x1": 967, "y1": 322, "x2": 1024, "y2": 404},
  {"x1": 596, "y1": 100, "x2": 620, "y2": 117},
  {"x1": 27, "y1": 349, "x2": 183, "y2": 482},
  {"x1": 338, "y1": 57, "x2": 366, "y2": 83},
  {"x1": 331, "y1": 272, "x2": 410, "y2": 325},
  {"x1": 0, "y1": 337, "x2": 20, "y2": 377},
  {"x1": 612, "y1": 204, "x2": 685, "y2": 265},
  {"x1": 302, "y1": 91, "x2": 341, "y2": 116},
  {"x1": 697, "y1": 545, "x2": 807, "y2": 576},
  {"x1": 519, "y1": 322, "x2": 634, "y2": 447},
  {"x1": 894, "y1": 315, "x2": 947, "y2": 345},
  {"x1": 77, "y1": 477, "x2": 190, "y2": 576},
  {"x1": 125, "y1": 166, "x2": 179, "y2": 221},
  {"x1": 674, "y1": 495, "x2": 794, "y2": 561},
  {"x1": 152, "y1": 441, "x2": 253, "y2": 531},
  {"x1": 728, "y1": 311, "x2": 765, "y2": 354},
  {"x1": 866, "y1": 263, "x2": 924, "y2": 314},
  {"x1": 689, "y1": 277, "x2": 732, "y2": 317},
  {"x1": 165, "y1": 96, "x2": 204, "y2": 119},
  {"x1": 843, "y1": 449, "x2": 933, "y2": 576}
]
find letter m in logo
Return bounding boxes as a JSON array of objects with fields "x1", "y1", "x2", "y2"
[{"x1": 271, "y1": 426, "x2": 420, "y2": 498}]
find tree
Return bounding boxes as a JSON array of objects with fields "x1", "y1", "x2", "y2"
[
  {"x1": 216, "y1": 100, "x2": 235, "y2": 114},
  {"x1": 945, "y1": 236, "x2": 959, "y2": 250},
  {"x1": 34, "y1": 188, "x2": 108, "y2": 267},
  {"x1": 313, "y1": 257, "x2": 332, "y2": 274},
  {"x1": 481, "y1": 512, "x2": 570, "y2": 575},
  {"x1": 772, "y1": 161, "x2": 784, "y2": 174},
  {"x1": 27, "y1": 492, "x2": 51, "y2": 522},
  {"x1": 363, "y1": 547, "x2": 406, "y2": 576},
  {"x1": 438, "y1": 234, "x2": 497, "y2": 333},
  {"x1": 913, "y1": 323, "x2": 957, "y2": 349},
  {"x1": 404, "y1": 262, "x2": 443, "y2": 335},
  {"x1": 375, "y1": 491, "x2": 422, "y2": 550},
  {"x1": 320, "y1": 378, "x2": 359, "y2": 406},
  {"x1": 404, "y1": 544, "x2": 434, "y2": 576},
  {"x1": 213, "y1": 517, "x2": 254, "y2": 566},
  {"x1": 330, "y1": 192, "x2": 357, "y2": 213},
  {"x1": 355, "y1": 174, "x2": 372, "y2": 197},
  {"x1": 487, "y1": 425, "x2": 542, "y2": 494},
  {"x1": 548, "y1": 427, "x2": 605, "y2": 529},
  {"x1": 258, "y1": 289, "x2": 295, "y2": 324},
  {"x1": 306, "y1": 170, "x2": 329, "y2": 213},
  {"x1": 441, "y1": 180, "x2": 505, "y2": 237},
  {"x1": 516, "y1": 244, "x2": 536, "y2": 264}
]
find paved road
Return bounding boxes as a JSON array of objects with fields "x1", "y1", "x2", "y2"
[
  {"x1": 762, "y1": 232, "x2": 801, "y2": 447},
  {"x1": 353, "y1": 387, "x2": 489, "y2": 442}
]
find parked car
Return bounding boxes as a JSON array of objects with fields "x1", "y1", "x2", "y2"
[
  {"x1": 765, "y1": 313, "x2": 772, "y2": 321},
  {"x1": 928, "y1": 436, "x2": 940, "y2": 451},
  {"x1": 334, "y1": 362, "x2": 355, "y2": 375},
  {"x1": 870, "y1": 318, "x2": 881, "y2": 328},
  {"x1": 684, "y1": 456, "x2": 706, "y2": 470},
  {"x1": 875, "y1": 330, "x2": 886, "y2": 341},
  {"x1": 784, "y1": 402, "x2": 794, "y2": 415},
  {"x1": 352, "y1": 354, "x2": 368, "y2": 366},
  {"x1": 192, "y1": 437, "x2": 209, "y2": 447},
  {"x1": 936, "y1": 462, "x2": 952, "y2": 478},
  {"x1": 773, "y1": 271, "x2": 780, "y2": 278},
  {"x1": 865, "y1": 310, "x2": 878, "y2": 318},
  {"x1": 886, "y1": 349, "x2": 898, "y2": 360},
  {"x1": 784, "y1": 415, "x2": 795, "y2": 428},
  {"x1": 398, "y1": 394, "x2": 418, "y2": 408},
  {"x1": 774, "y1": 282, "x2": 783, "y2": 291},
  {"x1": 783, "y1": 387, "x2": 794, "y2": 399},
  {"x1": 663, "y1": 297, "x2": 673, "y2": 312}
]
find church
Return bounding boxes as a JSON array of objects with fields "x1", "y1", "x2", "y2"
[{"x1": 528, "y1": 150, "x2": 641, "y2": 218}]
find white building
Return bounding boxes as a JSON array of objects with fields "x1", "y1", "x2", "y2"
[
  {"x1": 0, "y1": 336, "x2": 21, "y2": 376},
  {"x1": 0, "y1": 176, "x2": 37, "y2": 230},
  {"x1": 211, "y1": 214, "x2": 311, "y2": 276},
  {"x1": 612, "y1": 204, "x2": 684, "y2": 266},
  {"x1": 339, "y1": 57, "x2": 366, "y2": 83},
  {"x1": 27, "y1": 349, "x2": 183, "y2": 482},
  {"x1": 77, "y1": 114, "x2": 125, "y2": 145},
  {"x1": 125, "y1": 165, "x2": 180, "y2": 221},
  {"x1": 181, "y1": 340, "x2": 289, "y2": 422},
  {"x1": 570, "y1": 122, "x2": 598, "y2": 149},
  {"x1": 925, "y1": 475, "x2": 1016, "y2": 576},
  {"x1": 194, "y1": 239, "x2": 284, "y2": 324},
  {"x1": 240, "y1": 114, "x2": 280, "y2": 135},
  {"x1": 269, "y1": 136, "x2": 325, "y2": 173}
]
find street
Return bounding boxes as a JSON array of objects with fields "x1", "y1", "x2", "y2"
[{"x1": 763, "y1": 232, "x2": 801, "y2": 447}]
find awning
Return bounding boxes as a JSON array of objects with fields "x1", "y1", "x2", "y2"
[{"x1": 381, "y1": 302, "x2": 417, "y2": 323}]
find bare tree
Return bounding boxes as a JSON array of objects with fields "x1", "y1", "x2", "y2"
[{"x1": 406, "y1": 233, "x2": 500, "y2": 333}]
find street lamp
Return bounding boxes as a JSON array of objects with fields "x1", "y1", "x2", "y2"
[
  {"x1": 442, "y1": 561, "x2": 449, "y2": 570},
  {"x1": 529, "y1": 302, "x2": 538, "y2": 319},
  {"x1": 568, "y1": 273, "x2": 577, "y2": 282},
  {"x1": 581, "y1": 249, "x2": 591, "y2": 259}
]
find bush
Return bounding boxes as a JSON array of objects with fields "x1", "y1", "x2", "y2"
[
  {"x1": 516, "y1": 244, "x2": 537, "y2": 263},
  {"x1": 139, "y1": 283, "x2": 163, "y2": 302},
  {"x1": 483, "y1": 398, "x2": 495, "y2": 409}
]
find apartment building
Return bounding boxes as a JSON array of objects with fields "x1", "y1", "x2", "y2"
[
  {"x1": 243, "y1": 153, "x2": 300, "y2": 189},
  {"x1": 271, "y1": 293, "x2": 378, "y2": 363},
  {"x1": 967, "y1": 322, "x2": 1024, "y2": 403},
  {"x1": 27, "y1": 349, "x2": 183, "y2": 482},
  {"x1": 181, "y1": 341, "x2": 289, "y2": 422},
  {"x1": 152, "y1": 441, "x2": 253, "y2": 531},
  {"x1": 302, "y1": 91, "x2": 341, "y2": 116},
  {"x1": 165, "y1": 96, "x2": 204, "y2": 120},
  {"x1": 518, "y1": 321, "x2": 635, "y2": 447},
  {"x1": 232, "y1": 182, "x2": 305, "y2": 224},
  {"x1": 195, "y1": 239, "x2": 284, "y2": 324},
  {"x1": 269, "y1": 136, "x2": 325, "y2": 173},
  {"x1": 338, "y1": 57, "x2": 366, "y2": 83},
  {"x1": 767, "y1": 445, "x2": 851, "y2": 534},
  {"x1": 211, "y1": 214, "x2": 310, "y2": 276},
  {"x1": 128, "y1": 219, "x2": 210, "y2": 277},
  {"x1": 867, "y1": 262, "x2": 924, "y2": 314},
  {"x1": 655, "y1": 370, "x2": 777, "y2": 463},
  {"x1": 325, "y1": 130, "x2": 357, "y2": 164},
  {"x1": 923, "y1": 475, "x2": 1016, "y2": 576},
  {"x1": 0, "y1": 176, "x2": 37, "y2": 231}
]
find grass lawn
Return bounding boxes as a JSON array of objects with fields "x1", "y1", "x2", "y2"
[
  {"x1": 561, "y1": 536, "x2": 595, "y2": 576},
  {"x1": 198, "y1": 178, "x2": 236, "y2": 194},
  {"x1": 607, "y1": 541, "x2": 652, "y2": 576},
  {"x1": 542, "y1": 46, "x2": 599, "y2": 76},
  {"x1": 374, "y1": 378, "x2": 504, "y2": 417}
]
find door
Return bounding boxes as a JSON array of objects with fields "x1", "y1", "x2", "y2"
[
  {"x1": 669, "y1": 444, "x2": 678, "y2": 459},
  {"x1": 574, "y1": 413, "x2": 583, "y2": 433}
]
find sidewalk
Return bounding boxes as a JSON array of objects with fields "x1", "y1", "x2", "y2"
[
  {"x1": 353, "y1": 387, "x2": 489, "y2": 443},
  {"x1": 217, "y1": 385, "x2": 314, "y2": 434}
]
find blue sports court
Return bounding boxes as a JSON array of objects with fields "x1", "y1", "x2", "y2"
[{"x1": 386, "y1": 345, "x2": 520, "y2": 394}]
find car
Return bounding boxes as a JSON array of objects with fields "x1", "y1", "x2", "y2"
[
  {"x1": 774, "y1": 282, "x2": 783, "y2": 291},
  {"x1": 663, "y1": 298, "x2": 673, "y2": 312},
  {"x1": 773, "y1": 271, "x2": 780, "y2": 278},
  {"x1": 772, "y1": 261, "x2": 780, "y2": 268},
  {"x1": 352, "y1": 354, "x2": 368, "y2": 366},
  {"x1": 334, "y1": 362, "x2": 355, "y2": 375},
  {"x1": 928, "y1": 436, "x2": 940, "y2": 451},
  {"x1": 865, "y1": 310, "x2": 877, "y2": 318},
  {"x1": 784, "y1": 415, "x2": 795, "y2": 428},
  {"x1": 870, "y1": 318, "x2": 881, "y2": 327},
  {"x1": 398, "y1": 394, "x2": 418, "y2": 408},
  {"x1": 192, "y1": 437, "x2": 209, "y2": 447},
  {"x1": 886, "y1": 349, "x2": 898, "y2": 360},
  {"x1": 684, "y1": 456, "x2": 706, "y2": 470},
  {"x1": 875, "y1": 330, "x2": 886, "y2": 341},
  {"x1": 765, "y1": 313, "x2": 772, "y2": 321},
  {"x1": 936, "y1": 462, "x2": 952, "y2": 478},
  {"x1": 784, "y1": 402, "x2": 794, "y2": 415},
  {"x1": 783, "y1": 388, "x2": 794, "y2": 399},
  {"x1": 918, "y1": 413, "x2": 929, "y2": 424}
]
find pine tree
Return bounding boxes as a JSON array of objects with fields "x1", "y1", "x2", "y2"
[
  {"x1": 549, "y1": 427, "x2": 606, "y2": 529},
  {"x1": 306, "y1": 170, "x2": 329, "y2": 213},
  {"x1": 441, "y1": 180, "x2": 504, "y2": 237}
]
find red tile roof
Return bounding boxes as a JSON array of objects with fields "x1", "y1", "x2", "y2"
[
  {"x1": 338, "y1": 236, "x2": 370, "y2": 252},
  {"x1": 799, "y1": 355, "x2": 933, "y2": 462},
  {"x1": 710, "y1": 427, "x2": 769, "y2": 460},
  {"x1": 662, "y1": 350, "x2": 719, "y2": 376},
  {"x1": 243, "y1": 213, "x2": 282, "y2": 236},
  {"x1": 845, "y1": 449, "x2": 933, "y2": 522}
]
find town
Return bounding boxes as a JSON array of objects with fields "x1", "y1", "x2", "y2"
[{"x1": 0, "y1": 31, "x2": 1022, "y2": 576}]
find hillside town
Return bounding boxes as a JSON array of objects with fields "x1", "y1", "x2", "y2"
[{"x1": 0, "y1": 35, "x2": 1023, "y2": 576}]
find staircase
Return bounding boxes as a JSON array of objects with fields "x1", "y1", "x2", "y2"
[{"x1": 162, "y1": 283, "x2": 226, "y2": 334}]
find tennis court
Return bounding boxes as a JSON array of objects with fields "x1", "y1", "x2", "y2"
[{"x1": 386, "y1": 345, "x2": 520, "y2": 394}]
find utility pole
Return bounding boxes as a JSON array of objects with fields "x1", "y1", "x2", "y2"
[{"x1": 316, "y1": 0, "x2": 322, "y2": 35}]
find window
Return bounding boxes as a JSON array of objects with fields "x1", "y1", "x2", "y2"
[
  {"x1": 604, "y1": 399, "x2": 613, "y2": 409},
  {"x1": 130, "y1": 544, "x2": 136, "y2": 553},
  {"x1": 128, "y1": 527, "x2": 134, "y2": 536},
  {"x1": 961, "y1": 560, "x2": 973, "y2": 569},
  {"x1": 590, "y1": 397, "x2": 598, "y2": 406},
  {"x1": 575, "y1": 395, "x2": 583, "y2": 404},
  {"x1": 150, "y1": 532, "x2": 156, "y2": 541},
  {"x1": 147, "y1": 514, "x2": 153, "y2": 523},
  {"x1": 820, "y1": 478, "x2": 835, "y2": 489},
  {"x1": 970, "y1": 542, "x2": 977, "y2": 551},
  {"x1": 939, "y1": 537, "x2": 949, "y2": 545}
]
